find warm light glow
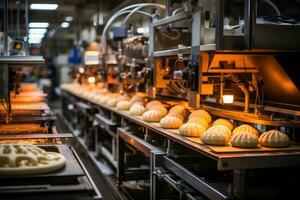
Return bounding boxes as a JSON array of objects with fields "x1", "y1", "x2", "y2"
[
  {"x1": 78, "y1": 67, "x2": 85, "y2": 74},
  {"x1": 223, "y1": 95, "x2": 234, "y2": 104},
  {"x1": 29, "y1": 22, "x2": 49, "y2": 28},
  {"x1": 88, "y1": 76, "x2": 96, "y2": 84},
  {"x1": 30, "y1": 4, "x2": 58, "y2": 10}
]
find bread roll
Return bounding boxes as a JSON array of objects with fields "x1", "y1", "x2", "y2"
[
  {"x1": 259, "y1": 130, "x2": 289, "y2": 147},
  {"x1": 179, "y1": 123, "x2": 206, "y2": 137}
]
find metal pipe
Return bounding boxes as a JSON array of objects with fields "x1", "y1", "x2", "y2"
[
  {"x1": 122, "y1": 4, "x2": 165, "y2": 25},
  {"x1": 25, "y1": 0, "x2": 29, "y2": 55},
  {"x1": 238, "y1": 84, "x2": 249, "y2": 113},
  {"x1": 219, "y1": 75, "x2": 224, "y2": 104},
  {"x1": 101, "y1": 10, "x2": 153, "y2": 52},
  {"x1": 4, "y1": 0, "x2": 9, "y2": 56},
  {"x1": 101, "y1": 3, "x2": 165, "y2": 51}
]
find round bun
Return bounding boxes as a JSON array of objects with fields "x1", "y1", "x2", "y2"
[
  {"x1": 116, "y1": 101, "x2": 131, "y2": 110},
  {"x1": 106, "y1": 98, "x2": 118, "y2": 107},
  {"x1": 188, "y1": 110, "x2": 212, "y2": 123},
  {"x1": 129, "y1": 95, "x2": 144, "y2": 105},
  {"x1": 129, "y1": 104, "x2": 146, "y2": 116},
  {"x1": 167, "y1": 113, "x2": 184, "y2": 122},
  {"x1": 259, "y1": 130, "x2": 290, "y2": 147},
  {"x1": 188, "y1": 117, "x2": 209, "y2": 129},
  {"x1": 179, "y1": 123, "x2": 206, "y2": 137},
  {"x1": 213, "y1": 118, "x2": 234, "y2": 131},
  {"x1": 201, "y1": 125, "x2": 231, "y2": 146},
  {"x1": 142, "y1": 110, "x2": 163, "y2": 122},
  {"x1": 233, "y1": 124, "x2": 259, "y2": 136},
  {"x1": 146, "y1": 100, "x2": 162, "y2": 109},
  {"x1": 169, "y1": 105, "x2": 187, "y2": 118},
  {"x1": 150, "y1": 105, "x2": 168, "y2": 117},
  {"x1": 160, "y1": 116, "x2": 183, "y2": 129},
  {"x1": 230, "y1": 131, "x2": 259, "y2": 148}
]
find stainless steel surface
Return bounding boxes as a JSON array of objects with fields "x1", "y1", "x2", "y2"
[
  {"x1": 0, "y1": 56, "x2": 44, "y2": 65},
  {"x1": 161, "y1": 155, "x2": 228, "y2": 200},
  {"x1": 152, "y1": 44, "x2": 216, "y2": 57},
  {"x1": 152, "y1": 12, "x2": 188, "y2": 28},
  {"x1": 117, "y1": 128, "x2": 161, "y2": 156},
  {"x1": 0, "y1": 133, "x2": 73, "y2": 140}
]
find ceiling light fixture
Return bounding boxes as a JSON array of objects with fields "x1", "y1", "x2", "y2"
[
  {"x1": 29, "y1": 33, "x2": 45, "y2": 39},
  {"x1": 61, "y1": 22, "x2": 70, "y2": 28},
  {"x1": 29, "y1": 28, "x2": 47, "y2": 34},
  {"x1": 65, "y1": 16, "x2": 73, "y2": 22},
  {"x1": 29, "y1": 38, "x2": 42, "y2": 44},
  {"x1": 30, "y1": 4, "x2": 58, "y2": 10},
  {"x1": 29, "y1": 22, "x2": 49, "y2": 28}
]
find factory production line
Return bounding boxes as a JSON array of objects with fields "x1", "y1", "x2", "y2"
[
  {"x1": 0, "y1": 1, "x2": 101, "y2": 199},
  {"x1": 1, "y1": 0, "x2": 300, "y2": 200},
  {"x1": 60, "y1": 0, "x2": 300, "y2": 200}
]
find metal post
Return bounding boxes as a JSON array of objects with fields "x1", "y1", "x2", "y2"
[
  {"x1": 16, "y1": 0, "x2": 20, "y2": 38},
  {"x1": 117, "y1": 132, "x2": 125, "y2": 187},
  {"x1": 216, "y1": 0, "x2": 224, "y2": 50},
  {"x1": 4, "y1": 0, "x2": 9, "y2": 56},
  {"x1": 25, "y1": 0, "x2": 29, "y2": 55},
  {"x1": 189, "y1": 11, "x2": 202, "y2": 109},
  {"x1": 233, "y1": 169, "x2": 246, "y2": 200}
]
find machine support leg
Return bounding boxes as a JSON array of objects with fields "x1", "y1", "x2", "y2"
[
  {"x1": 117, "y1": 133, "x2": 125, "y2": 187},
  {"x1": 233, "y1": 169, "x2": 246, "y2": 200}
]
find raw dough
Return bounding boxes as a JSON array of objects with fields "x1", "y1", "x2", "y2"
[{"x1": 0, "y1": 143, "x2": 66, "y2": 175}]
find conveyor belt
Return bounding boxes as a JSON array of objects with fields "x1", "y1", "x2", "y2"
[{"x1": 62, "y1": 89, "x2": 300, "y2": 171}]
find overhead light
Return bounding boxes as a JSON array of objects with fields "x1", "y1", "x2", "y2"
[
  {"x1": 29, "y1": 38, "x2": 42, "y2": 44},
  {"x1": 78, "y1": 67, "x2": 85, "y2": 74},
  {"x1": 29, "y1": 28, "x2": 47, "y2": 34},
  {"x1": 65, "y1": 16, "x2": 73, "y2": 22},
  {"x1": 222, "y1": 80, "x2": 234, "y2": 104},
  {"x1": 137, "y1": 27, "x2": 145, "y2": 34},
  {"x1": 29, "y1": 33, "x2": 45, "y2": 39},
  {"x1": 88, "y1": 76, "x2": 96, "y2": 84},
  {"x1": 222, "y1": 95, "x2": 234, "y2": 104},
  {"x1": 61, "y1": 22, "x2": 70, "y2": 28},
  {"x1": 29, "y1": 22, "x2": 49, "y2": 28},
  {"x1": 30, "y1": 4, "x2": 58, "y2": 10}
]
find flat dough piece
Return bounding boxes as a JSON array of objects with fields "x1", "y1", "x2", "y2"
[{"x1": 0, "y1": 143, "x2": 66, "y2": 176}]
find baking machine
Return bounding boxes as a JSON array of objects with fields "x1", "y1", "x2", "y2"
[{"x1": 60, "y1": 0, "x2": 300, "y2": 200}]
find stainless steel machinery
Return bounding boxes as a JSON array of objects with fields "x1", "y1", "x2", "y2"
[{"x1": 61, "y1": 0, "x2": 300, "y2": 200}]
